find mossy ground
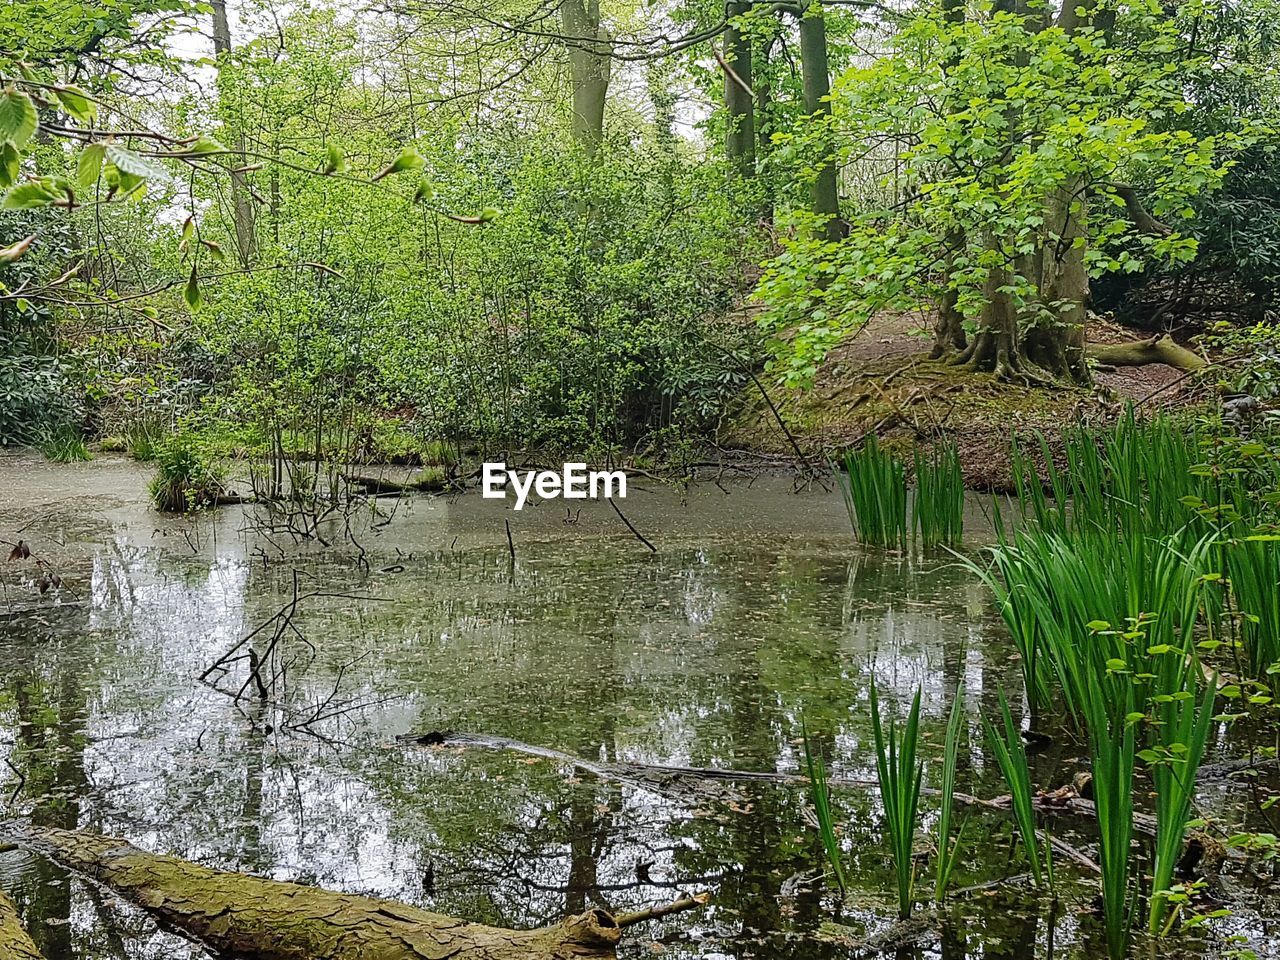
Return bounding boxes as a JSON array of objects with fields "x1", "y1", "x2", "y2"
[{"x1": 720, "y1": 318, "x2": 1194, "y2": 490}]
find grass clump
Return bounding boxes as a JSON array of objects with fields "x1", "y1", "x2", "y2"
[
  {"x1": 983, "y1": 692, "x2": 1046, "y2": 888},
  {"x1": 914, "y1": 443, "x2": 964, "y2": 547},
  {"x1": 870, "y1": 680, "x2": 923, "y2": 920},
  {"x1": 38, "y1": 425, "x2": 91, "y2": 462},
  {"x1": 149, "y1": 433, "x2": 227, "y2": 511},
  {"x1": 838, "y1": 436, "x2": 908, "y2": 547}
]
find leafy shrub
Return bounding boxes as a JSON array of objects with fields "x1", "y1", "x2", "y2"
[{"x1": 148, "y1": 434, "x2": 226, "y2": 512}]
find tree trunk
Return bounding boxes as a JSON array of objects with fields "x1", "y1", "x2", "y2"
[
  {"x1": 1086, "y1": 335, "x2": 1205, "y2": 372},
  {"x1": 561, "y1": 0, "x2": 613, "y2": 156},
  {"x1": 2, "y1": 825, "x2": 695, "y2": 960},
  {"x1": 798, "y1": 2, "x2": 841, "y2": 241},
  {"x1": 931, "y1": 0, "x2": 968, "y2": 358},
  {"x1": 956, "y1": 238, "x2": 1019, "y2": 380},
  {"x1": 0, "y1": 891, "x2": 44, "y2": 960},
  {"x1": 724, "y1": 1, "x2": 756, "y2": 180},
  {"x1": 1024, "y1": 182, "x2": 1089, "y2": 382},
  {"x1": 210, "y1": 0, "x2": 256, "y2": 268}
]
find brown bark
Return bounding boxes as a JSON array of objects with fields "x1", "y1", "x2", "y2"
[
  {"x1": 0, "y1": 891, "x2": 44, "y2": 960},
  {"x1": 1086, "y1": 335, "x2": 1205, "y2": 372},
  {"x1": 3, "y1": 825, "x2": 696, "y2": 960}
]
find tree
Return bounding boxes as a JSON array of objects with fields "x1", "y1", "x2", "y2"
[{"x1": 757, "y1": 0, "x2": 1249, "y2": 386}]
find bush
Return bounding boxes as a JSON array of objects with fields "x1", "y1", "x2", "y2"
[{"x1": 148, "y1": 434, "x2": 227, "y2": 512}]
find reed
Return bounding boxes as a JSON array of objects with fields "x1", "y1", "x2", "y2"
[
  {"x1": 870, "y1": 680, "x2": 923, "y2": 920},
  {"x1": 802, "y1": 718, "x2": 849, "y2": 897},
  {"x1": 982, "y1": 692, "x2": 1043, "y2": 887},
  {"x1": 1147, "y1": 665, "x2": 1217, "y2": 936},
  {"x1": 1079, "y1": 657, "x2": 1138, "y2": 960},
  {"x1": 837, "y1": 436, "x2": 907, "y2": 547},
  {"x1": 933, "y1": 685, "x2": 967, "y2": 903},
  {"x1": 1226, "y1": 535, "x2": 1280, "y2": 690},
  {"x1": 913, "y1": 443, "x2": 964, "y2": 547}
]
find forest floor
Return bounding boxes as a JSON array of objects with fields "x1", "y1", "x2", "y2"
[{"x1": 720, "y1": 308, "x2": 1199, "y2": 489}]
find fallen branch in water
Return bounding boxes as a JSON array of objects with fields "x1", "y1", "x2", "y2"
[
  {"x1": 401, "y1": 731, "x2": 1118, "y2": 873},
  {"x1": 0, "y1": 890, "x2": 44, "y2": 959},
  {"x1": 2, "y1": 824, "x2": 706, "y2": 960}
]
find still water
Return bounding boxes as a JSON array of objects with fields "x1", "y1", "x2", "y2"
[{"x1": 0, "y1": 454, "x2": 1275, "y2": 958}]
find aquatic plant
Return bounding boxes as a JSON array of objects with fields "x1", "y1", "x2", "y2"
[
  {"x1": 933, "y1": 686, "x2": 967, "y2": 903},
  {"x1": 149, "y1": 433, "x2": 227, "y2": 512},
  {"x1": 1079, "y1": 651, "x2": 1138, "y2": 960},
  {"x1": 870, "y1": 680, "x2": 922, "y2": 920},
  {"x1": 982, "y1": 692, "x2": 1044, "y2": 887},
  {"x1": 837, "y1": 436, "x2": 907, "y2": 547},
  {"x1": 1147, "y1": 667, "x2": 1217, "y2": 935},
  {"x1": 802, "y1": 718, "x2": 849, "y2": 897},
  {"x1": 1226, "y1": 534, "x2": 1280, "y2": 691},
  {"x1": 124, "y1": 417, "x2": 167, "y2": 462},
  {"x1": 913, "y1": 443, "x2": 964, "y2": 547},
  {"x1": 37, "y1": 424, "x2": 90, "y2": 463}
]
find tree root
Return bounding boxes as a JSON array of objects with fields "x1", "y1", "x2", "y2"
[
  {"x1": 0, "y1": 890, "x2": 44, "y2": 960},
  {"x1": 2, "y1": 824, "x2": 705, "y2": 960}
]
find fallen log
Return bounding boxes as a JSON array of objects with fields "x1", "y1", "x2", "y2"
[
  {"x1": 0, "y1": 890, "x2": 44, "y2": 960},
  {"x1": 3, "y1": 824, "x2": 703, "y2": 960},
  {"x1": 1086, "y1": 335, "x2": 1205, "y2": 373},
  {"x1": 345, "y1": 470, "x2": 450, "y2": 494}
]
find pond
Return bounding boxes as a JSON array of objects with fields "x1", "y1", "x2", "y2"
[{"x1": 0, "y1": 454, "x2": 1276, "y2": 959}]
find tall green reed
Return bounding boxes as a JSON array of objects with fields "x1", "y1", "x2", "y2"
[
  {"x1": 914, "y1": 443, "x2": 964, "y2": 547},
  {"x1": 802, "y1": 718, "x2": 849, "y2": 897},
  {"x1": 838, "y1": 437, "x2": 907, "y2": 547},
  {"x1": 1147, "y1": 667, "x2": 1217, "y2": 936},
  {"x1": 1226, "y1": 535, "x2": 1280, "y2": 690},
  {"x1": 983, "y1": 692, "x2": 1045, "y2": 887},
  {"x1": 870, "y1": 680, "x2": 923, "y2": 920},
  {"x1": 934, "y1": 686, "x2": 967, "y2": 903}
]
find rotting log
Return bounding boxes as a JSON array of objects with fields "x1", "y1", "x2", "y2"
[
  {"x1": 1086, "y1": 335, "x2": 1205, "y2": 372},
  {"x1": 345, "y1": 472, "x2": 450, "y2": 495},
  {"x1": 0, "y1": 890, "x2": 44, "y2": 960},
  {"x1": 3, "y1": 824, "x2": 704, "y2": 960}
]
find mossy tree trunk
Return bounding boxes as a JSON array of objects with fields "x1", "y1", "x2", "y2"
[
  {"x1": 798, "y1": 1, "x2": 842, "y2": 242},
  {"x1": 562, "y1": 0, "x2": 613, "y2": 157},
  {"x1": 724, "y1": 1, "x2": 756, "y2": 181},
  {"x1": 5, "y1": 825, "x2": 653, "y2": 960},
  {"x1": 0, "y1": 891, "x2": 44, "y2": 960}
]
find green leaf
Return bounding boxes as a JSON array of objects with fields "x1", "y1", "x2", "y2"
[
  {"x1": 106, "y1": 144, "x2": 166, "y2": 182},
  {"x1": 374, "y1": 146, "x2": 425, "y2": 180},
  {"x1": 200, "y1": 239, "x2": 225, "y2": 261},
  {"x1": 2, "y1": 180, "x2": 58, "y2": 210},
  {"x1": 0, "y1": 143, "x2": 17, "y2": 188},
  {"x1": 0, "y1": 89, "x2": 39, "y2": 148},
  {"x1": 77, "y1": 143, "x2": 107, "y2": 188},
  {"x1": 413, "y1": 180, "x2": 435, "y2": 203},
  {"x1": 186, "y1": 135, "x2": 226, "y2": 155},
  {"x1": 53, "y1": 85, "x2": 96, "y2": 125},
  {"x1": 322, "y1": 142, "x2": 345, "y2": 175},
  {"x1": 183, "y1": 264, "x2": 202, "y2": 312}
]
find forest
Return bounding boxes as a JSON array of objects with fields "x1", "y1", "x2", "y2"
[{"x1": 1, "y1": 0, "x2": 1280, "y2": 957}]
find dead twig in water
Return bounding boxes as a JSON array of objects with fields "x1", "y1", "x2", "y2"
[{"x1": 609, "y1": 498, "x2": 657, "y2": 553}]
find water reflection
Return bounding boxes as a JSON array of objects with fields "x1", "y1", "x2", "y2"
[{"x1": 0, "y1": 468, "x2": 1275, "y2": 958}]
